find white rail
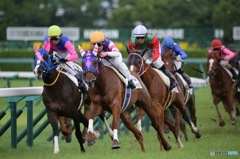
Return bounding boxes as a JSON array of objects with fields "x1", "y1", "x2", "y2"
[{"x1": 0, "y1": 87, "x2": 43, "y2": 97}]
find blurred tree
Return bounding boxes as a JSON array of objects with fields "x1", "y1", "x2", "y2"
[
  {"x1": 0, "y1": 0, "x2": 57, "y2": 40},
  {"x1": 212, "y1": 0, "x2": 240, "y2": 42}
]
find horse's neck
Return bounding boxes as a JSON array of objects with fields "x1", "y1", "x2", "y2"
[{"x1": 43, "y1": 70, "x2": 65, "y2": 86}]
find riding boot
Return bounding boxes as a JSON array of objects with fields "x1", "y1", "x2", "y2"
[
  {"x1": 177, "y1": 69, "x2": 193, "y2": 88},
  {"x1": 127, "y1": 79, "x2": 136, "y2": 89},
  {"x1": 74, "y1": 74, "x2": 88, "y2": 94},
  {"x1": 159, "y1": 65, "x2": 178, "y2": 90}
]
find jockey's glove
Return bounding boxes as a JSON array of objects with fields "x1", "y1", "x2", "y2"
[
  {"x1": 146, "y1": 59, "x2": 153, "y2": 65},
  {"x1": 59, "y1": 58, "x2": 68, "y2": 63}
]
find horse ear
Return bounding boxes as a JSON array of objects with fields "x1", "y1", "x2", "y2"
[{"x1": 140, "y1": 47, "x2": 148, "y2": 57}]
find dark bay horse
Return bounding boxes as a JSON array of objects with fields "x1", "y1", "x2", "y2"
[
  {"x1": 127, "y1": 50, "x2": 201, "y2": 145},
  {"x1": 162, "y1": 49, "x2": 200, "y2": 141},
  {"x1": 33, "y1": 48, "x2": 90, "y2": 154},
  {"x1": 82, "y1": 50, "x2": 172, "y2": 152},
  {"x1": 207, "y1": 52, "x2": 237, "y2": 126}
]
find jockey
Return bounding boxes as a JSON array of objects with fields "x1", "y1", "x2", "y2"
[
  {"x1": 88, "y1": 31, "x2": 136, "y2": 89},
  {"x1": 161, "y1": 37, "x2": 193, "y2": 89},
  {"x1": 127, "y1": 25, "x2": 177, "y2": 91},
  {"x1": 42, "y1": 25, "x2": 88, "y2": 94},
  {"x1": 208, "y1": 39, "x2": 237, "y2": 81}
]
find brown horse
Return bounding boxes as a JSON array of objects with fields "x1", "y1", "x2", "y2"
[
  {"x1": 82, "y1": 50, "x2": 173, "y2": 152},
  {"x1": 207, "y1": 52, "x2": 237, "y2": 126},
  {"x1": 33, "y1": 48, "x2": 90, "y2": 154},
  {"x1": 162, "y1": 49, "x2": 200, "y2": 141},
  {"x1": 127, "y1": 49, "x2": 201, "y2": 144}
]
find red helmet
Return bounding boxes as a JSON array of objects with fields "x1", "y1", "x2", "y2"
[{"x1": 211, "y1": 39, "x2": 222, "y2": 48}]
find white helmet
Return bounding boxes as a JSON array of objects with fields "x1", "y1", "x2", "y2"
[{"x1": 133, "y1": 25, "x2": 147, "y2": 37}]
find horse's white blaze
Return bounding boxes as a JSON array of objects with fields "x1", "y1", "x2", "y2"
[
  {"x1": 208, "y1": 59, "x2": 214, "y2": 72},
  {"x1": 33, "y1": 60, "x2": 40, "y2": 78},
  {"x1": 53, "y1": 136, "x2": 60, "y2": 154},
  {"x1": 129, "y1": 65, "x2": 134, "y2": 71},
  {"x1": 137, "y1": 120, "x2": 142, "y2": 133},
  {"x1": 87, "y1": 119, "x2": 94, "y2": 133},
  {"x1": 113, "y1": 129, "x2": 119, "y2": 141}
]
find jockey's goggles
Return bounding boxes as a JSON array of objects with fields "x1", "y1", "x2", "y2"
[
  {"x1": 136, "y1": 36, "x2": 145, "y2": 40},
  {"x1": 50, "y1": 37, "x2": 60, "y2": 41},
  {"x1": 213, "y1": 48, "x2": 220, "y2": 51},
  {"x1": 93, "y1": 42, "x2": 104, "y2": 47}
]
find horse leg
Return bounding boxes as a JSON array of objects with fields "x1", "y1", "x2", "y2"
[
  {"x1": 164, "y1": 111, "x2": 184, "y2": 149},
  {"x1": 58, "y1": 116, "x2": 72, "y2": 143},
  {"x1": 174, "y1": 96, "x2": 200, "y2": 138},
  {"x1": 214, "y1": 103, "x2": 226, "y2": 127},
  {"x1": 98, "y1": 113, "x2": 113, "y2": 139},
  {"x1": 136, "y1": 107, "x2": 144, "y2": 133},
  {"x1": 222, "y1": 96, "x2": 237, "y2": 126},
  {"x1": 84, "y1": 103, "x2": 103, "y2": 146},
  {"x1": 111, "y1": 109, "x2": 121, "y2": 149},
  {"x1": 171, "y1": 107, "x2": 188, "y2": 142},
  {"x1": 73, "y1": 118, "x2": 85, "y2": 152},
  {"x1": 47, "y1": 111, "x2": 60, "y2": 154},
  {"x1": 142, "y1": 100, "x2": 171, "y2": 151},
  {"x1": 121, "y1": 111, "x2": 145, "y2": 152}
]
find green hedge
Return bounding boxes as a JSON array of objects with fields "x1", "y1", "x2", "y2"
[{"x1": 0, "y1": 49, "x2": 208, "y2": 78}]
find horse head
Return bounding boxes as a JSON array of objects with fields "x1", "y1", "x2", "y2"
[
  {"x1": 207, "y1": 53, "x2": 221, "y2": 78},
  {"x1": 127, "y1": 47, "x2": 148, "y2": 75},
  {"x1": 33, "y1": 48, "x2": 54, "y2": 79},
  {"x1": 82, "y1": 50, "x2": 99, "y2": 88},
  {"x1": 162, "y1": 49, "x2": 176, "y2": 73}
]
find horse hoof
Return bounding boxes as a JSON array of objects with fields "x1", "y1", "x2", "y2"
[
  {"x1": 195, "y1": 131, "x2": 201, "y2": 139},
  {"x1": 65, "y1": 136, "x2": 72, "y2": 143},
  {"x1": 81, "y1": 148, "x2": 85, "y2": 153},
  {"x1": 112, "y1": 140, "x2": 120, "y2": 149},
  {"x1": 164, "y1": 144, "x2": 172, "y2": 151},
  {"x1": 219, "y1": 121, "x2": 225, "y2": 127},
  {"x1": 184, "y1": 135, "x2": 189, "y2": 141},
  {"x1": 112, "y1": 144, "x2": 120, "y2": 149},
  {"x1": 87, "y1": 139, "x2": 96, "y2": 146}
]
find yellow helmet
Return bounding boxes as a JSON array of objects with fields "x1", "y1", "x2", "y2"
[
  {"x1": 90, "y1": 31, "x2": 105, "y2": 43},
  {"x1": 48, "y1": 25, "x2": 62, "y2": 37}
]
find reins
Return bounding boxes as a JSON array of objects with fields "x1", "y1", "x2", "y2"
[
  {"x1": 128, "y1": 53, "x2": 150, "y2": 76},
  {"x1": 44, "y1": 64, "x2": 65, "y2": 86}
]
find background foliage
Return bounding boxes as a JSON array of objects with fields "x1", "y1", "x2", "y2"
[{"x1": 1, "y1": 0, "x2": 240, "y2": 42}]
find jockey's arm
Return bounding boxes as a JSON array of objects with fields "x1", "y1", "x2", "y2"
[
  {"x1": 64, "y1": 41, "x2": 78, "y2": 61},
  {"x1": 151, "y1": 36, "x2": 160, "y2": 61},
  {"x1": 222, "y1": 47, "x2": 235, "y2": 60}
]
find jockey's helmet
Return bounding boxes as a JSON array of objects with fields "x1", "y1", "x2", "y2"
[
  {"x1": 162, "y1": 37, "x2": 174, "y2": 49},
  {"x1": 211, "y1": 39, "x2": 222, "y2": 49},
  {"x1": 90, "y1": 31, "x2": 105, "y2": 43},
  {"x1": 133, "y1": 25, "x2": 147, "y2": 37},
  {"x1": 48, "y1": 25, "x2": 62, "y2": 37}
]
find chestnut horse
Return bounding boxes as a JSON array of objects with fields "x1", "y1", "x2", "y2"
[
  {"x1": 207, "y1": 52, "x2": 237, "y2": 126},
  {"x1": 162, "y1": 49, "x2": 200, "y2": 141},
  {"x1": 127, "y1": 50, "x2": 201, "y2": 144},
  {"x1": 82, "y1": 50, "x2": 172, "y2": 152},
  {"x1": 33, "y1": 48, "x2": 89, "y2": 154}
]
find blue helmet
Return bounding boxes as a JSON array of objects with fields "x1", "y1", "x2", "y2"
[{"x1": 162, "y1": 37, "x2": 174, "y2": 48}]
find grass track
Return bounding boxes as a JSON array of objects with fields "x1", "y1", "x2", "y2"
[{"x1": 0, "y1": 79, "x2": 239, "y2": 159}]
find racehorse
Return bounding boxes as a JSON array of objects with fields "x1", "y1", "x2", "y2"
[
  {"x1": 162, "y1": 48, "x2": 200, "y2": 141},
  {"x1": 207, "y1": 52, "x2": 237, "y2": 126},
  {"x1": 33, "y1": 48, "x2": 90, "y2": 154},
  {"x1": 82, "y1": 49, "x2": 173, "y2": 152},
  {"x1": 127, "y1": 49, "x2": 201, "y2": 144}
]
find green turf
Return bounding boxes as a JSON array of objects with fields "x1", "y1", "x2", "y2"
[{"x1": 0, "y1": 80, "x2": 239, "y2": 159}]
